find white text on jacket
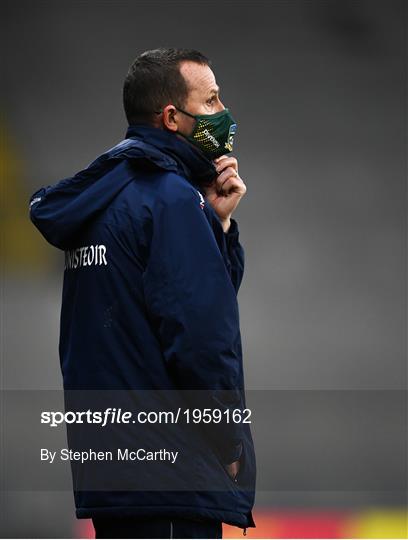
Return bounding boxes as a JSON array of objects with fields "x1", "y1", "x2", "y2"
[{"x1": 65, "y1": 245, "x2": 108, "y2": 270}]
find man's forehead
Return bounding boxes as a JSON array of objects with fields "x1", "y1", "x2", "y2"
[{"x1": 179, "y1": 61, "x2": 219, "y2": 95}]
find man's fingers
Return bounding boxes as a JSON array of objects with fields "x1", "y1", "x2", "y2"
[
  {"x1": 217, "y1": 176, "x2": 246, "y2": 196},
  {"x1": 214, "y1": 155, "x2": 229, "y2": 162},
  {"x1": 216, "y1": 166, "x2": 239, "y2": 185},
  {"x1": 214, "y1": 156, "x2": 238, "y2": 175},
  {"x1": 218, "y1": 177, "x2": 236, "y2": 194}
]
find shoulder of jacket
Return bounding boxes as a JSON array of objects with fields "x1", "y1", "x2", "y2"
[
  {"x1": 113, "y1": 166, "x2": 205, "y2": 216},
  {"x1": 154, "y1": 170, "x2": 204, "y2": 207}
]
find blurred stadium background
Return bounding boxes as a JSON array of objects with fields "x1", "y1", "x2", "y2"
[{"x1": 1, "y1": 0, "x2": 407, "y2": 537}]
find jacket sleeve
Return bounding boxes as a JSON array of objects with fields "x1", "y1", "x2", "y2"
[
  {"x1": 142, "y1": 181, "x2": 244, "y2": 464},
  {"x1": 224, "y1": 218, "x2": 245, "y2": 294}
]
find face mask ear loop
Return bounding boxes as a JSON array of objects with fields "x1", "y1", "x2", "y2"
[
  {"x1": 173, "y1": 107, "x2": 200, "y2": 143},
  {"x1": 155, "y1": 107, "x2": 197, "y2": 125},
  {"x1": 174, "y1": 106, "x2": 197, "y2": 119}
]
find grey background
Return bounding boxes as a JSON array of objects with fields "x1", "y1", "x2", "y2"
[{"x1": 1, "y1": 0, "x2": 406, "y2": 537}]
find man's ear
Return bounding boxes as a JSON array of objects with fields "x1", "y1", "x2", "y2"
[{"x1": 161, "y1": 104, "x2": 178, "y2": 132}]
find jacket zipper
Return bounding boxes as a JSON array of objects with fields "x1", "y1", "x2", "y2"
[{"x1": 243, "y1": 527, "x2": 247, "y2": 536}]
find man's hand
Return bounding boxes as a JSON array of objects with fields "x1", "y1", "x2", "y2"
[
  {"x1": 225, "y1": 459, "x2": 240, "y2": 482},
  {"x1": 204, "y1": 155, "x2": 247, "y2": 233}
]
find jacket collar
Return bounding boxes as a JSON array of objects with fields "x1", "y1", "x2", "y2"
[{"x1": 125, "y1": 124, "x2": 217, "y2": 187}]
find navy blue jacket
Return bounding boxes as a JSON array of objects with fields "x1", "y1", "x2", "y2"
[{"x1": 29, "y1": 125, "x2": 256, "y2": 531}]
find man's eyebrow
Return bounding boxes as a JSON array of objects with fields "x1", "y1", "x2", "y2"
[{"x1": 209, "y1": 87, "x2": 220, "y2": 96}]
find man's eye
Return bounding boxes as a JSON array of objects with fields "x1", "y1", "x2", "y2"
[{"x1": 207, "y1": 97, "x2": 216, "y2": 105}]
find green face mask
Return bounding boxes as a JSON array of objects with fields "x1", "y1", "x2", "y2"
[{"x1": 175, "y1": 106, "x2": 237, "y2": 160}]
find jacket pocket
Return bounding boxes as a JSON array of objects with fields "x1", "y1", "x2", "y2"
[{"x1": 222, "y1": 441, "x2": 245, "y2": 487}]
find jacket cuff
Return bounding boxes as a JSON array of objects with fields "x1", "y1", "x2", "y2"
[{"x1": 225, "y1": 218, "x2": 239, "y2": 249}]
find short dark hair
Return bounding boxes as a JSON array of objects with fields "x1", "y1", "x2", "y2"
[{"x1": 123, "y1": 48, "x2": 211, "y2": 126}]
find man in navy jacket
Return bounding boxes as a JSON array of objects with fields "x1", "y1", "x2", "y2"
[{"x1": 30, "y1": 48, "x2": 256, "y2": 539}]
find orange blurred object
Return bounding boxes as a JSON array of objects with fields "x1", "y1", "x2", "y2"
[{"x1": 74, "y1": 507, "x2": 408, "y2": 539}]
